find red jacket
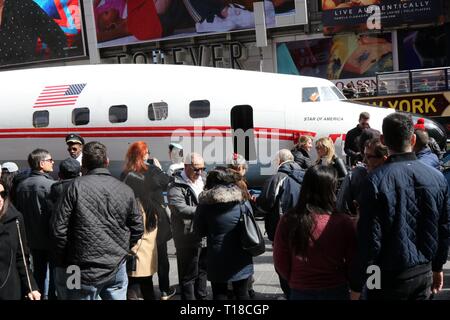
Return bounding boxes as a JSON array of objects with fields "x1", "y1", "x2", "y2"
[{"x1": 273, "y1": 212, "x2": 356, "y2": 290}]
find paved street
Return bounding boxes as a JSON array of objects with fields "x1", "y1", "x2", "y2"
[
  {"x1": 154, "y1": 221, "x2": 450, "y2": 300},
  {"x1": 154, "y1": 221, "x2": 284, "y2": 300}
]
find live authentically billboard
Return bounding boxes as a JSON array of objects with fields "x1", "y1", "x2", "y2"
[
  {"x1": 322, "y1": 0, "x2": 443, "y2": 35},
  {"x1": 93, "y1": 0, "x2": 300, "y2": 48},
  {"x1": 0, "y1": 0, "x2": 87, "y2": 68}
]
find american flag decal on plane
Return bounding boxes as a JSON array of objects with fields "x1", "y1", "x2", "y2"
[{"x1": 33, "y1": 84, "x2": 86, "y2": 108}]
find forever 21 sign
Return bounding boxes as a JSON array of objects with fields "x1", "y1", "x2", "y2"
[{"x1": 110, "y1": 42, "x2": 246, "y2": 70}]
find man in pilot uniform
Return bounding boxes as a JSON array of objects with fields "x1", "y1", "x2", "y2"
[{"x1": 65, "y1": 133, "x2": 84, "y2": 165}]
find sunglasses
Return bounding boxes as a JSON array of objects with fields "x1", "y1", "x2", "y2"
[
  {"x1": 192, "y1": 166, "x2": 205, "y2": 173},
  {"x1": 0, "y1": 191, "x2": 6, "y2": 199}
]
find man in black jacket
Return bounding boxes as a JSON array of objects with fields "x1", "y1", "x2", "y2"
[
  {"x1": 344, "y1": 112, "x2": 370, "y2": 166},
  {"x1": 52, "y1": 142, "x2": 143, "y2": 300},
  {"x1": 15, "y1": 148, "x2": 56, "y2": 299},
  {"x1": 351, "y1": 113, "x2": 450, "y2": 300},
  {"x1": 144, "y1": 157, "x2": 176, "y2": 300},
  {"x1": 49, "y1": 157, "x2": 80, "y2": 297},
  {"x1": 49, "y1": 157, "x2": 81, "y2": 208},
  {"x1": 168, "y1": 152, "x2": 207, "y2": 300},
  {"x1": 257, "y1": 149, "x2": 304, "y2": 298}
]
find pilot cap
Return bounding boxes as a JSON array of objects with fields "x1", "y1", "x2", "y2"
[{"x1": 66, "y1": 133, "x2": 85, "y2": 145}]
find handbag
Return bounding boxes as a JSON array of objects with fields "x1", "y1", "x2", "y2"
[{"x1": 239, "y1": 202, "x2": 265, "y2": 257}]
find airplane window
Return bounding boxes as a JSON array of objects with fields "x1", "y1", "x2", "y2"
[
  {"x1": 33, "y1": 110, "x2": 49, "y2": 128},
  {"x1": 302, "y1": 87, "x2": 320, "y2": 102},
  {"x1": 331, "y1": 86, "x2": 346, "y2": 100},
  {"x1": 72, "y1": 108, "x2": 90, "y2": 126},
  {"x1": 189, "y1": 100, "x2": 210, "y2": 118},
  {"x1": 109, "y1": 105, "x2": 127, "y2": 123},
  {"x1": 319, "y1": 87, "x2": 343, "y2": 101},
  {"x1": 148, "y1": 102, "x2": 168, "y2": 121}
]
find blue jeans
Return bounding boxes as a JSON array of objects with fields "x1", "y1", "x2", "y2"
[
  {"x1": 31, "y1": 249, "x2": 56, "y2": 300},
  {"x1": 63, "y1": 262, "x2": 128, "y2": 300},
  {"x1": 290, "y1": 284, "x2": 350, "y2": 300}
]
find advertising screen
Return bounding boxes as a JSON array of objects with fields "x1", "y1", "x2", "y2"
[
  {"x1": 277, "y1": 33, "x2": 393, "y2": 80},
  {"x1": 93, "y1": 0, "x2": 300, "y2": 48},
  {"x1": 398, "y1": 24, "x2": 450, "y2": 70},
  {"x1": 0, "y1": 0, "x2": 86, "y2": 68},
  {"x1": 321, "y1": 0, "x2": 443, "y2": 35}
]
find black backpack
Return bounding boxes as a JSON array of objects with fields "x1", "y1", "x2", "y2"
[{"x1": 264, "y1": 171, "x2": 303, "y2": 241}]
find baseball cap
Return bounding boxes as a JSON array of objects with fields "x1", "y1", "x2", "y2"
[
  {"x1": 169, "y1": 142, "x2": 183, "y2": 150},
  {"x1": 66, "y1": 133, "x2": 85, "y2": 145},
  {"x1": 59, "y1": 157, "x2": 81, "y2": 179},
  {"x1": 1, "y1": 162, "x2": 19, "y2": 173}
]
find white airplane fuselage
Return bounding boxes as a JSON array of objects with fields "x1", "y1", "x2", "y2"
[{"x1": 0, "y1": 64, "x2": 396, "y2": 186}]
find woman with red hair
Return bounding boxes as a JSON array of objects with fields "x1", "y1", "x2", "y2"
[
  {"x1": 122, "y1": 141, "x2": 175, "y2": 300},
  {"x1": 123, "y1": 141, "x2": 151, "y2": 174},
  {"x1": 122, "y1": 141, "x2": 158, "y2": 300}
]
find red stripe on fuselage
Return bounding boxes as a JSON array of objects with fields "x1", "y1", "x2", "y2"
[
  {"x1": 0, "y1": 126, "x2": 316, "y2": 141},
  {"x1": 0, "y1": 126, "x2": 231, "y2": 133}
]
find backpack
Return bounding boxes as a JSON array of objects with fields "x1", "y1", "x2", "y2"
[{"x1": 264, "y1": 171, "x2": 303, "y2": 241}]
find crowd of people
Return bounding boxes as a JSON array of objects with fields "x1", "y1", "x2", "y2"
[{"x1": 0, "y1": 112, "x2": 449, "y2": 300}]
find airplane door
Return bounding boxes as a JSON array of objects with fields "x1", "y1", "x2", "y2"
[{"x1": 231, "y1": 105, "x2": 256, "y2": 161}]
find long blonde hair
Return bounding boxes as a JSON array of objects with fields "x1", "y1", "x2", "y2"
[{"x1": 315, "y1": 137, "x2": 336, "y2": 164}]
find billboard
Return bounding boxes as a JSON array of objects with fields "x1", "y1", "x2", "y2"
[
  {"x1": 276, "y1": 33, "x2": 393, "y2": 81},
  {"x1": 322, "y1": 0, "x2": 443, "y2": 35},
  {"x1": 94, "y1": 0, "x2": 299, "y2": 48},
  {"x1": 398, "y1": 24, "x2": 450, "y2": 70},
  {"x1": 0, "y1": 0, "x2": 86, "y2": 68}
]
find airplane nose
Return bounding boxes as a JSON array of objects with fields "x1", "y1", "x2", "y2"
[{"x1": 410, "y1": 115, "x2": 448, "y2": 151}]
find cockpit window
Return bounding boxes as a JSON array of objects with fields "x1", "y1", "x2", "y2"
[
  {"x1": 319, "y1": 86, "x2": 346, "y2": 101},
  {"x1": 331, "y1": 86, "x2": 346, "y2": 100},
  {"x1": 302, "y1": 86, "x2": 345, "y2": 102},
  {"x1": 302, "y1": 87, "x2": 320, "y2": 102}
]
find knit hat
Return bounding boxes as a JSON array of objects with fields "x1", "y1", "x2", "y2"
[
  {"x1": 414, "y1": 118, "x2": 426, "y2": 131},
  {"x1": 59, "y1": 157, "x2": 81, "y2": 179}
]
